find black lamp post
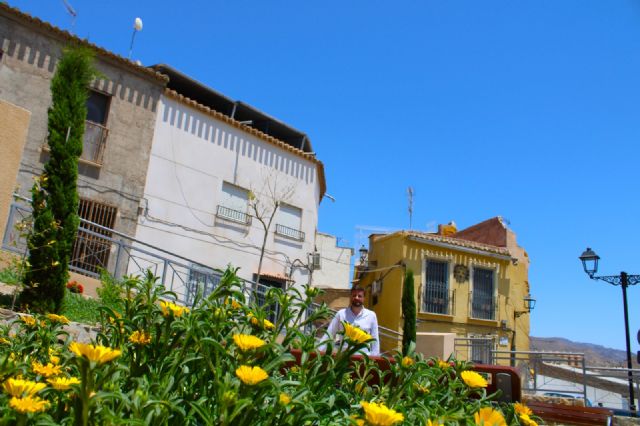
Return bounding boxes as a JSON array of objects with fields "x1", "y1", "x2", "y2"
[
  {"x1": 580, "y1": 247, "x2": 638, "y2": 413},
  {"x1": 511, "y1": 294, "x2": 536, "y2": 366}
]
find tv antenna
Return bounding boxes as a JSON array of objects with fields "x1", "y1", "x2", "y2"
[
  {"x1": 60, "y1": 0, "x2": 77, "y2": 31},
  {"x1": 407, "y1": 186, "x2": 414, "y2": 230}
]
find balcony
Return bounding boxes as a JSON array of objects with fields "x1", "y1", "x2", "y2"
[
  {"x1": 216, "y1": 205, "x2": 251, "y2": 225},
  {"x1": 422, "y1": 284, "x2": 453, "y2": 315},
  {"x1": 469, "y1": 291, "x2": 496, "y2": 320},
  {"x1": 82, "y1": 120, "x2": 108, "y2": 165},
  {"x1": 275, "y1": 223, "x2": 305, "y2": 242}
]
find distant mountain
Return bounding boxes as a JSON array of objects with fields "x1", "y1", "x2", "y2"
[{"x1": 531, "y1": 336, "x2": 639, "y2": 368}]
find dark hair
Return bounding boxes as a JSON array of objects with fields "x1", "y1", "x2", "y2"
[{"x1": 350, "y1": 285, "x2": 365, "y2": 293}]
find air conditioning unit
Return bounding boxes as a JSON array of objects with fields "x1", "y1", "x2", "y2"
[{"x1": 310, "y1": 252, "x2": 321, "y2": 271}]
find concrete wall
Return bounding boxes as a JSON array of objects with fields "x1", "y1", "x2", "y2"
[
  {"x1": 134, "y1": 95, "x2": 321, "y2": 290},
  {"x1": 313, "y1": 232, "x2": 353, "y2": 289},
  {"x1": 0, "y1": 100, "x2": 30, "y2": 243},
  {"x1": 0, "y1": 10, "x2": 165, "y2": 240}
]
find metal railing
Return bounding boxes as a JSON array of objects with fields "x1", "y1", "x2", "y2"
[
  {"x1": 81, "y1": 121, "x2": 108, "y2": 165},
  {"x1": 469, "y1": 291, "x2": 496, "y2": 320},
  {"x1": 275, "y1": 224, "x2": 305, "y2": 242},
  {"x1": 454, "y1": 337, "x2": 495, "y2": 364},
  {"x1": 422, "y1": 284, "x2": 454, "y2": 315},
  {"x1": 216, "y1": 205, "x2": 251, "y2": 225}
]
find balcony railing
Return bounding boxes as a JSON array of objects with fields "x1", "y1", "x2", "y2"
[
  {"x1": 469, "y1": 291, "x2": 496, "y2": 320},
  {"x1": 275, "y1": 223, "x2": 305, "y2": 242},
  {"x1": 82, "y1": 120, "x2": 108, "y2": 165},
  {"x1": 422, "y1": 284, "x2": 453, "y2": 315},
  {"x1": 216, "y1": 205, "x2": 251, "y2": 225}
]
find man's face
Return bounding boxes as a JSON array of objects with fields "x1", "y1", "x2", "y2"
[{"x1": 350, "y1": 290, "x2": 365, "y2": 307}]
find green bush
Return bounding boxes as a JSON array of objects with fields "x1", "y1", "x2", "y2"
[{"x1": 0, "y1": 267, "x2": 540, "y2": 425}]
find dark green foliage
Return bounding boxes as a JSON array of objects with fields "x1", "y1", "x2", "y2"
[
  {"x1": 20, "y1": 46, "x2": 96, "y2": 313},
  {"x1": 402, "y1": 268, "x2": 417, "y2": 355}
]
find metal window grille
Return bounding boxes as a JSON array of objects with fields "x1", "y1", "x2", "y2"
[
  {"x1": 471, "y1": 268, "x2": 495, "y2": 320},
  {"x1": 470, "y1": 338, "x2": 494, "y2": 364},
  {"x1": 275, "y1": 223, "x2": 305, "y2": 241},
  {"x1": 216, "y1": 205, "x2": 251, "y2": 225},
  {"x1": 70, "y1": 199, "x2": 117, "y2": 275},
  {"x1": 423, "y1": 260, "x2": 450, "y2": 314}
]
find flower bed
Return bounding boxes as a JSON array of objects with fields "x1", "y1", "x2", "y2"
[{"x1": 0, "y1": 268, "x2": 541, "y2": 425}]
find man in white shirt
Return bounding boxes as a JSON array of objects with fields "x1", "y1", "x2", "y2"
[{"x1": 325, "y1": 286, "x2": 380, "y2": 356}]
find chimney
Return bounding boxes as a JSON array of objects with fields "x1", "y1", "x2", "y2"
[{"x1": 438, "y1": 221, "x2": 457, "y2": 237}]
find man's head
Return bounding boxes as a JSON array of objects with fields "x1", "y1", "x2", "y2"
[{"x1": 350, "y1": 286, "x2": 365, "y2": 307}]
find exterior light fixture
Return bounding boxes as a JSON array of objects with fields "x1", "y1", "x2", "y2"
[
  {"x1": 579, "y1": 247, "x2": 639, "y2": 413},
  {"x1": 579, "y1": 247, "x2": 599, "y2": 278},
  {"x1": 359, "y1": 245, "x2": 368, "y2": 266}
]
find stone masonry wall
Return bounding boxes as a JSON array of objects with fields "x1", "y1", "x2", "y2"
[{"x1": 0, "y1": 10, "x2": 165, "y2": 238}]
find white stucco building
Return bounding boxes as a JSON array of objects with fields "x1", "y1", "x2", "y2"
[
  {"x1": 313, "y1": 233, "x2": 353, "y2": 290},
  {"x1": 133, "y1": 65, "x2": 335, "y2": 298}
]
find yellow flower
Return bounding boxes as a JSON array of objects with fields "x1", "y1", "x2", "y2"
[
  {"x1": 69, "y1": 342, "x2": 121, "y2": 364},
  {"x1": 159, "y1": 300, "x2": 189, "y2": 317},
  {"x1": 343, "y1": 322, "x2": 373, "y2": 344},
  {"x1": 235, "y1": 365, "x2": 268, "y2": 385},
  {"x1": 47, "y1": 376, "x2": 80, "y2": 391},
  {"x1": 226, "y1": 298, "x2": 242, "y2": 309},
  {"x1": 514, "y1": 402, "x2": 532, "y2": 416},
  {"x1": 9, "y1": 395, "x2": 50, "y2": 413},
  {"x1": 31, "y1": 361, "x2": 62, "y2": 378},
  {"x1": 438, "y1": 360, "x2": 450, "y2": 369},
  {"x1": 474, "y1": 407, "x2": 506, "y2": 426},
  {"x1": 518, "y1": 414, "x2": 538, "y2": 426},
  {"x1": 20, "y1": 316, "x2": 37, "y2": 327},
  {"x1": 52, "y1": 261, "x2": 60, "y2": 266},
  {"x1": 461, "y1": 370, "x2": 488, "y2": 388},
  {"x1": 3, "y1": 378, "x2": 46, "y2": 397},
  {"x1": 360, "y1": 401, "x2": 404, "y2": 426},
  {"x1": 279, "y1": 392, "x2": 291, "y2": 405},
  {"x1": 427, "y1": 420, "x2": 444, "y2": 426},
  {"x1": 401, "y1": 356, "x2": 414, "y2": 367},
  {"x1": 413, "y1": 382, "x2": 429, "y2": 394},
  {"x1": 233, "y1": 334, "x2": 266, "y2": 352},
  {"x1": 249, "y1": 314, "x2": 275, "y2": 330},
  {"x1": 46, "y1": 313, "x2": 70, "y2": 324},
  {"x1": 48, "y1": 348, "x2": 60, "y2": 365},
  {"x1": 0, "y1": 337, "x2": 9, "y2": 345},
  {"x1": 350, "y1": 416, "x2": 365, "y2": 426},
  {"x1": 129, "y1": 330, "x2": 152, "y2": 345}
]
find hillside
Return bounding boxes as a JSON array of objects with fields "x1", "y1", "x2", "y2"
[{"x1": 531, "y1": 336, "x2": 639, "y2": 368}]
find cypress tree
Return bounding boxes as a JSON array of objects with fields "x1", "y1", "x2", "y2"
[
  {"x1": 402, "y1": 268, "x2": 417, "y2": 355},
  {"x1": 20, "y1": 46, "x2": 95, "y2": 313}
]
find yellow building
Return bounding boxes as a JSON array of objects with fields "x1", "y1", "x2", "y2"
[{"x1": 355, "y1": 217, "x2": 532, "y2": 365}]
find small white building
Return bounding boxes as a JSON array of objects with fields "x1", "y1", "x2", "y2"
[
  {"x1": 313, "y1": 233, "x2": 353, "y2": 290},
  {"x1": 133, "y1": 65, "x2": 335, "y2": 298}
]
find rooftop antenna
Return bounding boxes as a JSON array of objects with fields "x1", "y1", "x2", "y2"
[
  {"x1": 128, "y1": 17, "x2": 143, "y2": 60},
  {"x1": 60, "y1": 0, "x2": 77, "y2": 31},
  {"x1": 407, "y1": 186, "x2": 414, "y2": 230}
]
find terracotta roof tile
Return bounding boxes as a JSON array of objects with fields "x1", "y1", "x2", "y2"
[
  {"x1": 0, "y1": 3, "x2": 168, "y2": 84},
  {"x1": 404, "y1": 230, "x2": 511, "y2": 256}
]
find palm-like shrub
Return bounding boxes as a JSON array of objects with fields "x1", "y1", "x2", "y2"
[{"x1": 0, "y1": 268, "x2": 540, "y2": 425}]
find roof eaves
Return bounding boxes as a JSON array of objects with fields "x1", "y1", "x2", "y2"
[
  {"x1": 405, "y1": 231, "x2": 511, "y2": 258},
  {"x1": 0, "y1": 3, "x2": 168, "y2": 85},
  {"x1": 164, "y1": 88, "x2": 326, "y2": 199}
]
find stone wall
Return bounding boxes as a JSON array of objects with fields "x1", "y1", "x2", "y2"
[{"x1": 0, "y1": 8, "x2": 165, "y2": 239}]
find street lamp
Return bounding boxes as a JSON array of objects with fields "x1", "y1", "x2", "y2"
[
  {"x1": 579, "y1": 247, "x2": 638, "y2": 413},
  {"x1": 128, "y1": 17, "x2": 143, "y2": 60},
  {"x1": 359, "y1": 245, "x2": 368, "y2": 267},
  {"x1": 511, "y1": 294, "x2": 536, "y2": 366}
]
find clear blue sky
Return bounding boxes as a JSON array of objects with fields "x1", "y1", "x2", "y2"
[{"x1": 11, "y1": 1, "x2": 640, "y2": 352}]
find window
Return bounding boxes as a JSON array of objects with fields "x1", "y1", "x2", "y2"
[
  {"x1": 423, "y1": 260, "x2": 450, "y2": 314},
  {"x1": 83, "y1": 90, "x2": 110, "y2": 164},
  {"x1": 470, "y1": 337, "x2": 494, "y2": 364},
  {"x1": 70, "y1": 198, "x2": 117, "y2": 275},
  {"x1": 275, "y1": 204, "x2": 304, "y2": 241},
  {"x1": 253, "y1": 275, "x2": 284, "y2": 322},
  {"x1": 471, "y1": 267, "x2": 495, "y2": 320},
  {"x1": 217, "y1": 182, "x2": 251, "y2": 224}
]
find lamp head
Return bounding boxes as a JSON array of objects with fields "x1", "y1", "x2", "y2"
[
  {"x1": 134, "y1": 17, "x2": 143, "y2": 31},
  {"x1": 579, "y1": 247, "x2": 599, "y2": 278},
  {"x1": 359, "y1": 245, "x2": 368, "y2": 265},
  {"x1": 524, "y1": 294, "x2": 536, "y2": 312}
]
